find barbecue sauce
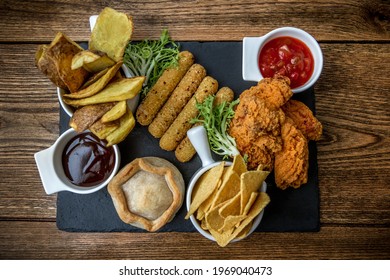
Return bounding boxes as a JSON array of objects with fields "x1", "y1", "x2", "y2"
[{"x1": 62, "y1": 132, "x2": 115, "y2": 187}]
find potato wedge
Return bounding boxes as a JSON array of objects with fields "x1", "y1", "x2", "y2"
[
  {"x1": 90, "y1": 119, "x2": 120, "y2": 139},
  {"x1": 101, "y1": 101, "x2": 127, "y2": 123},
  {"x1": 106, "y1": 107, "x2": 136, "y2": 146},
  {"x1": 89, "y1": 7, "x2": 133, "y2": 62},
  {"x1": 83, "y1": 54, "x2": 116, "y2": 73},
  {"x1": 35, "y1": 44, "x2": 68, "y2": 89},
  {"x1": 63, "y1": 76, "x2": 145, "y2": 107},
  {"x1": 80, "y1": 68, "x2": 110, "y2": 89},
  {"x1": 69, "y1": 102, "x2": 116, "y2": 132},
  {"x1": 45, "y1": 32, "x2": 89, "y2": 92},
  {"x1": 63, "y1": 60, "x2": 123, "y2": 99},
  {"x1": 71, "y1": 50, "x2": 101, "y2": 70}
]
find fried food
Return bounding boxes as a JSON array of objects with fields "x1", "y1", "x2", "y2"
[
  {"x1": 101, "y1": 100, "x2": 127, "y2": 123},
  {"x1": 105, "y1": 107, "x2": 136, "y2": 146},
  {"x1": 63, "y1": 76, "x2": 145, "y2": 107},
  {"x1": 35, "y1": 32, "x2": 89, "y2": 92},
  {"x1": 229, "y1": 77, "x2": 290, "y2": 170},
  {"x1": 174, "y1": 86, "x2": 234, "y2": 162},
  {"x1": 274, "y1": 118, "x2": 309, "y2": 189},
  {"x1": 89, "y1": 7, "x2": 133, "y2": 62},
  {"x1": 148, "y1": 63, "x2": 206, "y2": 138},
  {"x1": 282, "y1": 99, "x2": 323, "y2": 141},
  {"x1": 186, "y1": 154, "x2": 270, "y2": 247},
  {"x1": 136, "y1": 51, "x2": 195, "y2": 126},
  {"x1": 256, "y1": 75, "x2": 293, "y2": 110},
  {"x1": 63, "y1": 60, "x2": 123, "y2": 99},
  {"x1": 159, "y1": 76, "x2": 218, "y2": 151},
  {"x1": 69, "y1": 102, "x2": 116, "y2": 132}
]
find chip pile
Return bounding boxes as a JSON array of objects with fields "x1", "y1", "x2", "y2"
[{"x1": 185, "y1": 154, "x2": 270, "y2": 247}]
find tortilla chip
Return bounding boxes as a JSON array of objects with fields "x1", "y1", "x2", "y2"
[
  {"x1": 210, "y1": 170, "x2": 240, "y2": 209},
  {"x1": 243, "y1": 192, "x2": 259, "y2": 216},
  {"x1": 221, "y1": 192, "x2": 270, "y2": 246},
  {"x1": 218, "y1": 214, "x2": 246, "y2": 233},
  {"x1": 185, "y1": 162, "x2": 225, "y2": 219},
  {"x1": 218, "y1": 193, "x2": 241, "y2": 218},
  {"x1": 240, "y1": 170, "x2": 269, "y2": 214}
]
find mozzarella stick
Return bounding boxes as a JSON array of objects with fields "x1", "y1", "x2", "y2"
[
  {"x1": 136, "y1": 51, "x2": 195, "y2": 126},
  {"x1": 159, "y1": 76, "x2": 219, "y2": 151},
  {"x1": 175, "y1": 87, "x2": 235, "y2": 162},
  {"x1": 148, "y1": 63, "x2": 206, "y2": 138}
]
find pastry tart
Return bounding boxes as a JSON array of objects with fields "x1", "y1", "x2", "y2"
[{"x1": 108, "y1": 157, "x2": 184, "y2": 232}]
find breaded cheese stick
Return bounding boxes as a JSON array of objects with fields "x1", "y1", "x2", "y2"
[
  {"x1": 148, "y1": 63, "x2": 206, "y2": 138},
  {"x1": 136, "y1": 51, "x2": 195, "y2": 126},
  {"x1": 159, "y1": 76, "x2": 219, "y2": 151},
  {"x1": 175, "y1": 87, "x2": 235, "y2": 162}
]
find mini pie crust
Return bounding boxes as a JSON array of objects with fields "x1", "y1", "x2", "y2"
[{"x1": 108, "y1": 157, "x2": 184, "y2": 232}]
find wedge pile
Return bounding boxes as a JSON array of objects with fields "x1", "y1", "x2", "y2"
[{"x1": 35, "y1": 7, "x2": 144, "y2": 146}]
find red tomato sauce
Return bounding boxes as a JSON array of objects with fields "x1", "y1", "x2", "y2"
[{"x1": 258, "y1": 36, "x2": 314, "y2": 89}]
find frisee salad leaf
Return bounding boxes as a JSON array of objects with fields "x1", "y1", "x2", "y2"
[
  {"x1": 123, "y1": 29, "x2": 179, "y2": 97},
  {"x1": 191, "y1": 95, "x2": 240, "y2": 159}
]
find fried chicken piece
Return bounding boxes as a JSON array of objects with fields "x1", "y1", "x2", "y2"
[
  {"x1": 229, "y1": 76, "x2": 292, "y2": 170},
  {"x1": 282, "y1": 99, "x2": 323, "y2": 141},
  {"x1": 274, "y1": 118, "x2": 309, "y2": 189},
  {"x1": 257, "y1": 75, "x2": 293, "y2": 110}
]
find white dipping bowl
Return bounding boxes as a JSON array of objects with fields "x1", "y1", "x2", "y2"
[
  {"x1": 242, "y1": 26, "x2": 323, "y2": 93},
  {"x1": 34, "y1": 128, "x2": 121, "y2": 195}
]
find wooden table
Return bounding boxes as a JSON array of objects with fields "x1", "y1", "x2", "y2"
[{"x1": 0, "y1": 0, "x2": 389, "y2": 260}]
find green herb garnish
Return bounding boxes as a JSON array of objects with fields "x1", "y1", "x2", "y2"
[
  {"x1": 123, "y1": 29, "x2": 179, "y2": 97},
  {"x1": 191, "y1": 95, "x2": 240, "y2": 159}
]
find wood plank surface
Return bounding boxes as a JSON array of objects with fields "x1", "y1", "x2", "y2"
[
  {"x1": 0, "y1": 43, "x2": 389, "y2": 225},
  {"x1": 0, "y1": 0, "x2": 389, "y2": 260},
  {"x1": 0, "y1": 221, "x2": 389, "y2": 259},
  {"x1": 0, "y1": 0, "x2": 388, "y2": 42}
]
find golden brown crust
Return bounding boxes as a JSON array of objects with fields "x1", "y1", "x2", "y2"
[
  {"x1": 274, "y1": 118, "x2": 309, "y2": 189},
  {"x1": 108, "y1": 157, "x2": 184, "y2": 232}
]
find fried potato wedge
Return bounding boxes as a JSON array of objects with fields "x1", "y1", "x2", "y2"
[
  {"x1": 83, "y1": 54, "x2": 116, "y2": 73},
  {"x1": 106, "y1": 107, "x2": 136, "y2": 146},
  {"x1": 71, "y1": 50, "x2": 101, "y2": 70},
  {"x1": 89, "y1": 7, "x2": 133, "y2": 62},
  {"x1": 63, "y1": 76, "x2": 145, "y2": 107},
  {"x1": 35, "y1": 44, "x2": 68, "y2": 89},
  {"x1": 90, "y1": 119, "x2": 120, "y2": 139},
  {"x1": 63, "y1": 61, "x2": 123, "y2": 99},
  {"x1": 80, "y1": 68, "x2": 110, "y2": 89},
  {"x1": 101, "y1": 100, "x2": 127, "y2": 123},
  {"x1": 44, "y1": 32, "x2": 89, "y2": 92},
  {"x1": 69, "y1": 102, "x2": 116, "y2": 132}
]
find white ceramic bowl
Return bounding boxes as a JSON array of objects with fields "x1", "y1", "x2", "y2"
[
  {"x1": 242, "y1": 26, "x2": 323, "y2": 93},
  {"x1": 34, "y1": 128, "x2": 121, "y2": 195},
  {"x1": 186, "y1": 126, "x2": 267, "y2": 242}
]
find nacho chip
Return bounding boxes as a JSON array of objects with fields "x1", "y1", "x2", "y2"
[
  {"x1": 185, "y1": 162, "x2": 225, "y2": 219},
  {"x1": 210, "y1": 170, "x2": 240, "y2": 209},
  {"x1": 218, "y1": 214, "x2": 246, "y2": 233},
  {"x1": 219, "y1": 193, "x2": 241, "y2": 218},
  {"x1": 243, "y1": 192, "x2": 259, "y2": 216},
  {"x1": 219, "y1": 192, "x2": 270, "y2": 247},
  {"x1": 240, "y1": 170, "x2": 269, "y2": 214}
]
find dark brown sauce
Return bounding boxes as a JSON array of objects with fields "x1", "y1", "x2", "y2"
[{"x1": 62, "y1": 132, "x2": 115, "y2": 187}]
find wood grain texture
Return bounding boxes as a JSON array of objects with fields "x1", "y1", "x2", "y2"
[
  {"x1": 0, "y1": 0, "x2": 389, "y2": 260},
  {"x1": 0, "y1": 0, "x2": 388, "y2": 42},
  {"x1": 0, "y1": 43, "x2": 389, "y2": 226},
  {"x1": 0, "y1": 221, "x2": 388, "y2": 259}
]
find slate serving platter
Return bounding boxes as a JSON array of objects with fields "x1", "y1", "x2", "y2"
[{"x1": 57, "y1": 42, "x2": 319, "y2": 232}]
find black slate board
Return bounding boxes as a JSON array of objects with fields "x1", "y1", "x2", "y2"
[{"x1": 57, "y1": 42, "x2": 320, "y2": 233}]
